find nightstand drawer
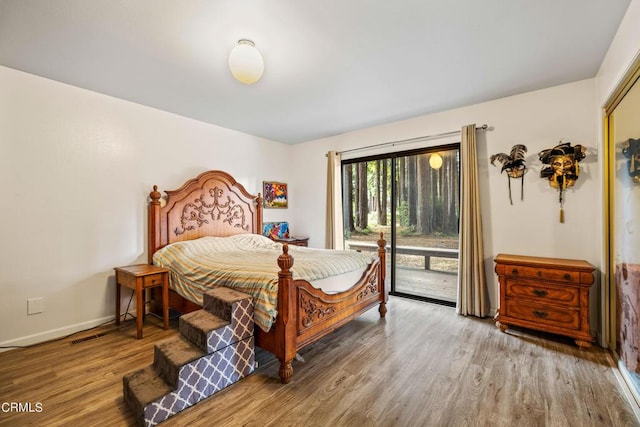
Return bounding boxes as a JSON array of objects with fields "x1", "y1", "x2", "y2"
[
  {"x1": 505, "y1": 279, "x2": 579, "y2": 307},
  {"x1": 143, "y1": 274, "x2": 164, "y2": 288},
  {"x1": 503, "y1": 265, "x2": 580, "y2": 283},
  {"x1": 504, "y1": 299, "x2": 580, "y2": 330}
]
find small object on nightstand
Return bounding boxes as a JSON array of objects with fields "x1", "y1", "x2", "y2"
[
  {"x1": 114, "y1": 264, "x2": 170, "y2": 339},
  {"x1": 274, "y1": 237, "x2": 309, "y2": 247}
]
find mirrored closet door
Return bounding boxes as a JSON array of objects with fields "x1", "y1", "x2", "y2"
[{"x1": 605, "y1": 56, "x2": 640, "y2": 401}]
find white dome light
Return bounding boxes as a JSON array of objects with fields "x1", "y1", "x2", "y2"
[{"x1": 228, "y1": 39, "x2": 264, "y2": 84}]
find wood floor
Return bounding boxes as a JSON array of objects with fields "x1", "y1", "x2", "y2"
[{"x1": 1, "y1": 297, "x2": 639, "y2": 426}]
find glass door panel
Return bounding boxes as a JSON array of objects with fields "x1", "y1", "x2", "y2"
[
  {"x1": 341, "y1": 146, "x2": 460, "y2": 307},
  {"x1": 342, "y1": 159, "x2": 392, "y2": 289},
  {"x1": 394, "y1": 149, "x2": 459, "y2": 303}
]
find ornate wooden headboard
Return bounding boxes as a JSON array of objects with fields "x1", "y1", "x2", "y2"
[{"x1": 148, "y1": 170, "x2": 263, "y2": 263}]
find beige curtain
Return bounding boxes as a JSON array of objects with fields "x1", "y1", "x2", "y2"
[
  {"x1": 325, "y1": 151, "x2": 344, "y2": 249},
  {"x1": 457, "y1": 124, "x2": 488, "y2": 317}
]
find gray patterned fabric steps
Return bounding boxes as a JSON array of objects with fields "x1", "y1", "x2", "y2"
[
  {"x1": 123, "y1": 287, "x2": 255, "y2": 427},
  {"x1": 179, "y1": 310, "x2": 229, "y2": 353},
  {"x1": 153, "y1": 335, "x2": 205, "y2": 387},
  {"x1": 123, "y1": 365, "x2": 173, "y2": 423}
]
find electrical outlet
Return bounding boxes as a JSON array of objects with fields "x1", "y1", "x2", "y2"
[{"x1": 27, "y1": 297, "x2": 43, "y2": 315}]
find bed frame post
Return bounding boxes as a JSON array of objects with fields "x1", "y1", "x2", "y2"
[
  {"x1": 377, "y1": 232, "x2": 387, "y2": 317},
  {"x1": 148, "y1": 185, "x2": 162, "y2": 264},
  {"x1": 276, "y1": 244, "x2": 296, "y2": 384},
  {"x1": 256, "y1": 193, "x2": 263, "y2": 233}
]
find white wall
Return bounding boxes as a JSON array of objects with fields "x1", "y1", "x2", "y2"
[
  {"x1": 595, "y1": 0, "x2": 640, "y2": 107},
  {"x1": 0, "y1": 66, "x2": 292, "y2": 346},
  {"x1": 290, "y1": 79, "x2": 598, "y2": 314}
]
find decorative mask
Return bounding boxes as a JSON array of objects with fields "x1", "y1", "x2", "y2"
[
  {"x1": 622, "y1": 138, "x2": 640, "y2": 184},
  {"x1": 490, "y1": 144, "x2": 528, "y2": 205},
  {"x1": 538, "y1": 141, "x2": 586, "y2": 223}
]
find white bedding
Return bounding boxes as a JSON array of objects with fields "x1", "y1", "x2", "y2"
[{"x1": 307, "y1": 265, "x2": 369, "y2": 294}]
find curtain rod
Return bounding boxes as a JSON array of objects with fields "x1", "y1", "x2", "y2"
[{"x1": 337, "y1": 124, "x2": 488, "y2": 156}]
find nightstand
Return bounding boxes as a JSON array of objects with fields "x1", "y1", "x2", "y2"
[
  {"x1": 274, "y1": 237, "x2": 309, "y2": 247},
  {"x1": 114, "y1": 264, "x2": 169, "y2": 339}
]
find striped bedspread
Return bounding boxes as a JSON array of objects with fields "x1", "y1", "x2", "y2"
[{"x1": 152, "y1": 234, "x2": 375, "y2": 332}]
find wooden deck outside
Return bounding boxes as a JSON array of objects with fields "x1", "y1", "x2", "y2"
[
  {"x1": 393, "y1": 266, "x2": 458, "y2": 303},
  {"x1": 347, "y1": 239, "x2": 458, "y2": 304},
  {"x1": 387, "y1": 264, "x2": 458, "y2": 302}
]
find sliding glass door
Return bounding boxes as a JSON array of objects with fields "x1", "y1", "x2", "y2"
[{"x1": 342, "y1": 145, "x2": 460, "y2": 306}]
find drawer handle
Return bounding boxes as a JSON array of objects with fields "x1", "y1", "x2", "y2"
[
  {"x1": 564, "y1": 273, "x2": 571, "y2": 280},
  {"x1": 532, "y1": 289, "x2": 548, "y2": 297},
  {"x1": 512, "y1": 268, "x2": 519, "y2": 275},
  {"x1": 533, "y1": 310, "x2": 549, "y2": 319}
]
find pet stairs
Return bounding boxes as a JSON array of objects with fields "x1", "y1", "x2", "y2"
[{"x1": 123, "y1": 287, "x2": 255, "y2": 427}]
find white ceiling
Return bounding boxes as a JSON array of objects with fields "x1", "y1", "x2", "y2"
[{"x1": 0, "y1": 0, "x2": 631, "y2": 144}]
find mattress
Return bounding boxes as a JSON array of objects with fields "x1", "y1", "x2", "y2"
[{"x1": 152, "y1": 234, "x2": 376, "y2": 331}]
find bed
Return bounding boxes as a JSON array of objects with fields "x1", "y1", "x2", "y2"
[{"x1": 147, "y1": 170, "x2": 387, "y2": 383}]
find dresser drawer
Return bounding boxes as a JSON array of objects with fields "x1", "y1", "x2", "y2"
[
  {"x1": 503, "y1": 265, "x2": 580, "y2": 283},
  {"x1": 504, "y1": 299, "x2": 580, "y2": 330},
  {"x1": 505, "y1": 279, "x2": 579, "y2": 307}
]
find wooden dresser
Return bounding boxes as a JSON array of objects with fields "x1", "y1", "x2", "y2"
[{"x1": 494, "y1": 254, "x2": 595, "y2": 349}]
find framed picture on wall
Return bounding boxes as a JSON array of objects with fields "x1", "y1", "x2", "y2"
[{"x1": 263, "y1": 181, "x2": 288, "y2": 208}]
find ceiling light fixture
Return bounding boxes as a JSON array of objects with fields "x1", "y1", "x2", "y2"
[
  {"x1": 228, "y1": 39, "x2": 264, "y2": 85},
  {"x1": 429, "y1": 153, "x2": 443, "y2": 169}
]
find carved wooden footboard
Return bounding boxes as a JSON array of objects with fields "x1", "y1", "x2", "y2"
[
  {"x1": 147, "y1": 170, "x2": 387, "y2": 383},
  {"x1": 256, "y1": 236, "x2": 386, "y2": 383}
]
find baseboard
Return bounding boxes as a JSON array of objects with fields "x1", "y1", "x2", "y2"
[
  {"x1": 0, "y1": 314, "x2": 118, "y2": 353},
  {"x1": 610, "y1": 351, "x2": 640, "y2": 421}
]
